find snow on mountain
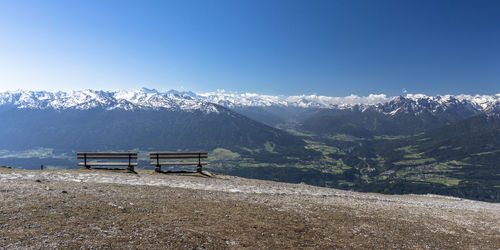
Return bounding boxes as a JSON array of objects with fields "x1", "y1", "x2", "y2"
[
  {"x1": 285, "y1": 94, "x2": 391, "y2": 108},
  {"x1": 198, "y1": 90, "x2": 391, "y2": 108},
  {"x1": 0, "y1": 88, "x2": 499, "y2": 115},
  {"x1": 198, "y1": 90, "x2": 500, "y2": 115},
  {"x1": 198, "y1": 90, "x2": 288, "y2": 107},
  {"x1": 382, "y1": 94, "x2": 500, "y2": 115},
  {"x1": 0, "y1": 88, "x2": 220, "y2": 113},
  {"x1": 371, "y1": 94, "x2": 476, "y2": 115}
]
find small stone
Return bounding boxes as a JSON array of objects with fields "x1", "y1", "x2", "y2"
[
  {"x1": 35, "y1": 179, "x2": 41, "y2": 183},
  {"x1": 45, "y1": 186, "x2": 50, "y2": 191},
  {"x1": 61, "y1": 190, "x2": 68, "y2": 194}
]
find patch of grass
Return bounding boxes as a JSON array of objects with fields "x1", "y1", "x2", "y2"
[
  {"x1": 395, "y1": 146, "x2": 418, "y2": 153},
  {"x1": 395, "y1": 170, "x2": 418, "y2": 177},
  {"x1": 443, "y1": 161, "x2": 471, "y2": 166},
  {"x1": 305, "y1": 142, "x2": 339, "y2": 156},
  {"x1": 290, "y1": 163, "x2": 345, "y2": 174},
  {"x1": 403, "y1": 153, "x2": 424, "y2": 159},
  {"x1": 371, "y1": 155, "x2": 385, "y2": 168},
  {"x1": 328, "y1": 168, "x2": 345, "y2": 174},
  {"x1": 264, "y1": 142, "x2": 276, "y2": 153},
  {"x1": 210, "y1": 148, "x2": 240, "y2": 161},
  {"x1": 432, "y1": 163, "x2": 456, "y2": 172},
  {"x1": 377, "y1": 175, "x2": 388, "y2": 181},
  {"x1": 304, "y1": 140, "x2": 344, "y2": 164},
  {"x1": 283, "y1": 128, "x2": 315, "y2": 137},
  {"x1": 425, "y1": 177, "x2": 461, "y2": 186},
  {"x1": 472, "y1": 149, "x2": 500, "y2": 156},
  {"x1": 393, "y1": 158, "x2": 436, "y2": 166},
  {"x1": 334, "y1": 159, "x2": 351, "y2": 170},
  {"x1": 324, "y1": 134, "x2": 362, "y2": 141},
  {"x1": 373, "y1": 135, "x2": 410, "y2": 140}
]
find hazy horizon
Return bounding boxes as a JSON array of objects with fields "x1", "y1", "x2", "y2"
[{"x1": 0, "y1": 87, "x2": 499, "y2": 99}]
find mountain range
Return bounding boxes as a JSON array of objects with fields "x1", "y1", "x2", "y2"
[
  {"x1": 0, "y1": 88, "x2": 498, "y2": 201},
  {"x1": 0, "y1": 89, "x2": 310, "y2": 164},
  {"x1": 1, "y1": 88, "x2": 499, "y2": 111}
]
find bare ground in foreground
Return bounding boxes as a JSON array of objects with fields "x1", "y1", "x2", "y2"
[{"x1": 0, "y1": 169, "x2": 499, "y2": 249}]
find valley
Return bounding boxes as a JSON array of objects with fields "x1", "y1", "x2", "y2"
[{"x1": 0, "y1": 89, "x2": 498, "y2": 202}]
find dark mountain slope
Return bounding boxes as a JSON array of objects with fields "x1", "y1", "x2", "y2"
[
  {"x1": 299, "y1": 96, "x2": 480, "y2": 137},
  {"x1": 368, "y1": 114, "x2": 500, "y2": 165},
  {"x1": 0, "y1": 106, "x2": 308, "y2": 159},
  {"x1": 231, "y1": 106, "x2": 318, "y2": 127},
  {"x1": 412, "y1": 114, "x2": 500, "y2": 163}
]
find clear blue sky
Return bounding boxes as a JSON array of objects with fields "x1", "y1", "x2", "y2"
[{"x1": 0, "y1": 0, "x2": 498, "y2": 96}]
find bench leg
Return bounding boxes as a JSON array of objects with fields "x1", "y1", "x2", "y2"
[
  {"x1": 155, "y1": 165, "x2": 161, "y2": 172},
  {"x1": 197, "y1": 164, "x2": 202, "y2": 173},
  {"x1": 85, "y1": 165, "x2": 90, "y2": 169},
  {"x1": 128, "y1": 165, "x2": 134, "y2": 172}
]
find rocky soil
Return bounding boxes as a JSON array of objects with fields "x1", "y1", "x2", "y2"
[{"x1": 0, "y1": 168, "x2": 499, "y2": 249}]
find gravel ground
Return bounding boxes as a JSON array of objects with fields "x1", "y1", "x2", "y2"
[{"x1": 0, "y1": 168, "x2": 499, "y2": 249}]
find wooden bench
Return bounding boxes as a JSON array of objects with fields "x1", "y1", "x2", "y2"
[
  {"x1": 150, "y1": 152, "x2": 208, "y2": 173},
  {"x1": 77, "y1": 152, "x2": 138, "y2": 172}
]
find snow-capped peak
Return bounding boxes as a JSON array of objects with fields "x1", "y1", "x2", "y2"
[
  {"x1": 0, "y1": 89, "x2": 221, "y2": 113},
  {"x1": 198, "y1": 90, "x2": 391, "y2": 108},
  {"x1": 197, "y1": 90, "x2": 500, "y2": 115},
  {"x1": 198, "y1": 90, "x2": 288, "y2": 108},
  {"x1": 0, "y1": 88, "x2": 499, "y2": 115}
]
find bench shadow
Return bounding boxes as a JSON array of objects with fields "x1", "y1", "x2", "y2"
[
  {"x1": 80, "y1": 167, "x2": 138, "y2": 174},
  {"x1": 156, "y1": 170, "x2": 213, "y2": 178}
]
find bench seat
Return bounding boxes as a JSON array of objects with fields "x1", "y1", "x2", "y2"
[
  {"x1": 149, "y1": 161, "x2": 207, "y2": 166},
  {"x1": 78, "y1": 162, "x2": 139, "y2": 166}
]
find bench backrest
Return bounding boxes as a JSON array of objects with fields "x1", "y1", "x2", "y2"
[
  {"x1": 77, "y1": 152, "x2": 138, "y2": 160},
  {"x1": 149, "y1": 152, "x2": 208, "y2": 160}
]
